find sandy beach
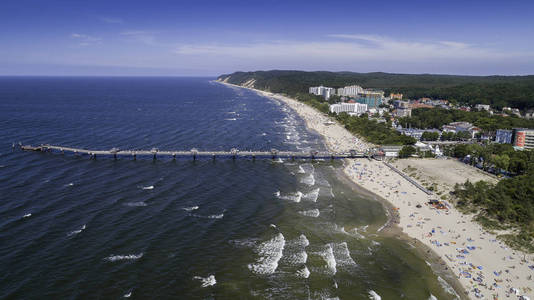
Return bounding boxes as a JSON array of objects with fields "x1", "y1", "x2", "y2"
[{"x1": 219, "y1": 81, "x2": 534, "y2": 300}]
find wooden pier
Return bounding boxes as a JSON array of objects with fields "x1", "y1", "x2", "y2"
[{"x1": 18, "y1": 144, "x2": 369, "y2": 160}]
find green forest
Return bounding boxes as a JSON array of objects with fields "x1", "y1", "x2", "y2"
[
  {"x1": 398, "y1": 108, "x2": 534, "y2": 132},
  {"x1": 450, "y1": 144, "x2": 534, "y2": 251},
  {"x1": 218, "y1": 70, "x2": 534, "y2": 110}
]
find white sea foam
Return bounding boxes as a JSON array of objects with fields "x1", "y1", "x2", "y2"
[
  {"x1": 65, "y1": 182, "x2": 74, "y2": 187},
  {"x1": 428, "y1": 295, "x2": 438, "y2": 300},
  {"x1": 376, "y1": 221, "x2": 387, "y2": 233},
  {"x1": 319, "y1": 244, "x2": 337, "y2": 275},
  {"x1": 190, "y1": 213, "x2": 224, "y2": 219},
  {"x1": 67, "y1": 224, "x2": 86, "y2": 236},
  {"x1": 270, "y1": 224, "x2": 277, "y2": 228},
  {"x1": 276, "y1": 191, "x2": 303, "y2": 203},
  {"x1": 248, "y1": 233, "x2": 286, "y2": 275},
  {"x1": 125, "y1": 201, "x2": 148, "y2": 207},
  {"x1": 285, "y1": 250, "x2": 308, "y2": 265},
  {"x1": 298, "y1": 234, "x2": 310, "y2": 247},
  {"x1": 22, "y1": 213, "x2": 32, "y2": 218},
  {"x1": 368, "y1": 290, "x2": 381, "y2": 299},
  {"x1": 302, "y1": 188, "x2": 320, "y2": 202},
  {"x1": 182, "y1": 206, "x2": 199, "y2": 211},
  {"x1": 123, "y1": 291, "x2": 132, "y2": 298},
  {"x1": 105, "y1": 253, "x2": 143, "y2": 262},
  {"x1": 193, "y1": 275, "x2": 216, "y2": 287},
  {"x1": 339, "y1": 226, "x2": 364, "y2": 239},
  {"x1": 229, "y1": 238, "x2": 259, "y2": 248},
  {"x1": 142, "y1": 185, "x2": 154, "y2": 190},
  {"x1": 298, "y1": 209, "x2": 320, "y2": 218},
  {"x1": 273, "y1": 158, "x2": 284, "y2": 164},
  {"x1": 225, "y1": 118, "x2": 237, "y2": 121},
  {"x1": 296, "y1": 266, "x2": 310, "y2": 278},
  {"x1": 437, "y1": 276, "x2": 460, "y2": 298},
  {"x1": 300, "y1": 173, "x2": 315, "y2": 186},
  {"x1": 284, "y1": 234, "x2": 310, "y2": 265},
  {"x1": 333, "y1": 242, "x2": 357, "y2": 267},
  {"x1": 328, "y1": 187, "x2": 335, "y2": 198},
  {"x1": 297, "y1": 165, "x2": 306, "y2": 174}
]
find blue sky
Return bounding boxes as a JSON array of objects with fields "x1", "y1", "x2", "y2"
[{"x1": 1, "y1": 0, "x2": 533, "y2": 76}]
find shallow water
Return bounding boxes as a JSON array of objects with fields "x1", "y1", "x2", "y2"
[{"x1": 0, "y1": 77, "x2": 457, "y2": 299}]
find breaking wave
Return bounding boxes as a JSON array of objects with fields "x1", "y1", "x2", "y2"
[
  {"x1": 437, "y1": 276, "x2": 460, "y2": 298},
  {"x1": 319, "y1": 244, "x2": 337, "y2": 275},
  {"x1": 104, "y1": 253, "x2": 143, "y2": 262},
  {"x1": 296, "y1": 266, "x2": 310, "y2": 278},
  {"x1": 302, "y1": 188, "x2": 320, "y2": 202},
  {"x1": 182, "y1": 206, "x2": 199, "y2": 211},
  {"x1": 300, "y1": 173, "x2": 315, "y2": 186},
  {"x1": 298, "y1": 209, "x2": 320, "y2": 218},
  {"x1": 193, "y1": 275, "x2": 216, "y2": 287},
  {"x1": 67, "y1": 224, "x2": 86, "y2": 237},
  {"x1": 190, "y1": 213, "x2": 224, "y2": 219},
  {"x1": 369, "y1": 290, "x2": 381, "y2": 299},
  {"x1": 276, "y1": 191, "x2": 303, "y2": 203},
  {"x1": 248, "y1": 233, "x2": 285, "y2": 275}
]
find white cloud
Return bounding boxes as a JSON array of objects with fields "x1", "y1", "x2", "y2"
[
  {"x1": 70, "y1": 33, "x2": 102, "y2": 46},
  {"x1": 173, "y1": 34, "x2": 531, "y2": 63},
  {"x1": 120, "y1": 30, "x2": 160, "y2": 46}
]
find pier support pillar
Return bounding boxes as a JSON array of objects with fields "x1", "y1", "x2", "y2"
[
  {"x1": 212, "y1": 154, "x2": 216, "y2": 160},
  {"x1": 153, "y1": 154, "x2": 157, "y2": 160},
  {"x1": 114, "y1": 153, "x2": 117, "y2": 160},
  {"x1": 173, "y1": 154, "x2": 176, "y2": 160},
  {"x1": 252, "y1": 155, "x2": 255, "y2": 161},
  {"x1": 133, "y1": 154, "x2": 136, "y2": 160},
  {"x1": 193, "y1": 154, "x2": 196, "y2": 161}
]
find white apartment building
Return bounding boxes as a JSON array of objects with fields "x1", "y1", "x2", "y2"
[
  {"x1": 475, "y1": 104, "x2": 491, "y2": 111},
  {"x1": 329, "y1": 103, "x2": 368, "y2": 115},
  {"x1": 337, "y1": 85, "x2": 364, "y2": 97},
  {"x1": 309, "y1": 86, "x2": 336, "y2": 100}
]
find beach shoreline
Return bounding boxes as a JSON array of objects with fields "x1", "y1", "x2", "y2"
[{"x1": 217, "y1": 80, "x2": 534, "y2": 300}]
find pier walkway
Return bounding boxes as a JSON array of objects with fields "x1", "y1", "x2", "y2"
[
  {"x1": 19, "y1": 144, "x2": 368, "y2": 160},
  {"x1": 383, "y1": 161, "x2": 433, "y2": 195}
]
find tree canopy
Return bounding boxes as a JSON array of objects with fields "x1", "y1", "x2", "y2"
[{"x1": 219, "y1": 70, "x2": 534, "y2": 110}]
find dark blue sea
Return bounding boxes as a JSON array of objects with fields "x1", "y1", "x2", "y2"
[{"x1": 0, "y1": 77, "x2": 459, "y2": 299}]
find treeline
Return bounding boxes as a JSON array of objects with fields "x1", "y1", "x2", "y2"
[
  {"x1": 448, "y1": 143, "x2": 533, "y2": 175},
  {"x1": 452, "y1": 146, "x2": 534, "y2": 251},
  {"x1": 398, "y1": 108, "x2": 534, "y2": 132},
  {"x1": 335, "y1": 112, "x2": 416, "y2": 145},
  {"x1": 218, "y1": 70, "x2": 534, "y2": 110}
]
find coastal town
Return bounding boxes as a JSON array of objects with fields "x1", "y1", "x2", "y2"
[
  {"x1": 218, "y1": 74, "x2": 534, "y2": 300},
  {"x1": 310, "y1": 84, "x2": 534, "y2": 158}
]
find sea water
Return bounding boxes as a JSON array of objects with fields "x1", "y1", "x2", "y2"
[{"x1": 0, "y1": 77, "x2": 458, "y2": 299}]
